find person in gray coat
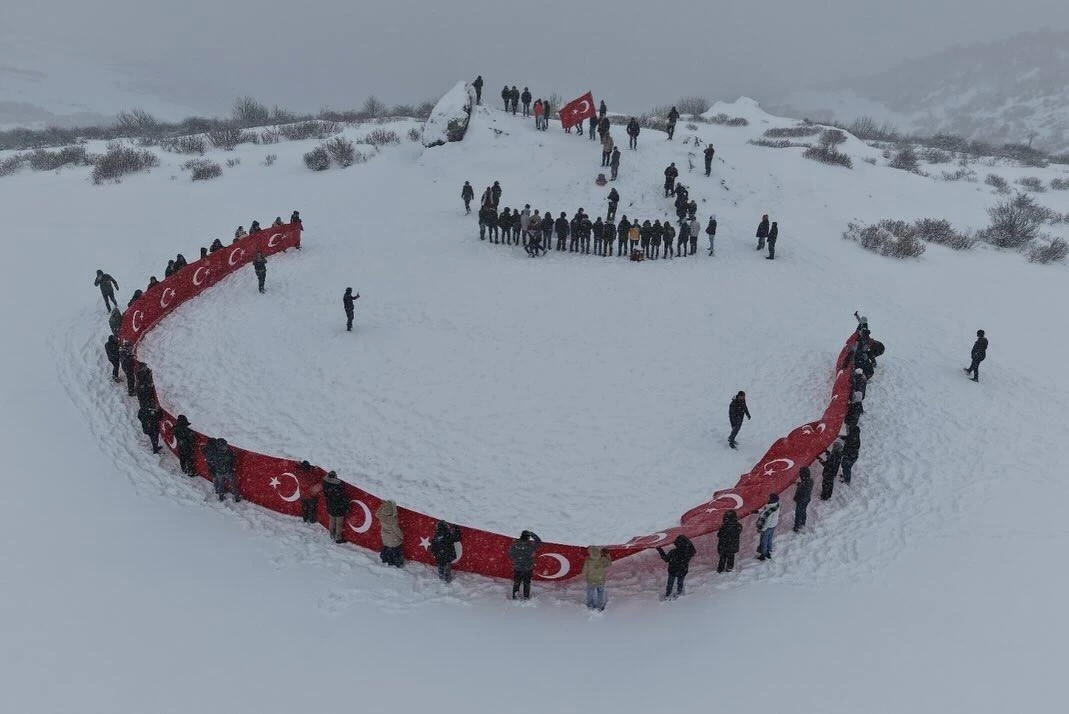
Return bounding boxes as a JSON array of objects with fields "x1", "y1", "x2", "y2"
[
  {"x1": 508, "y1": 530, "x2": 542, "y2": 600},
  {"x1": 108, "y1": 307, "x2": 123, "y2": 336}
]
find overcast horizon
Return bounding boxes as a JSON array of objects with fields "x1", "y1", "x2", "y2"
[{"x1": 4, "y1": 0, "x2": 1069, "y2": 118}]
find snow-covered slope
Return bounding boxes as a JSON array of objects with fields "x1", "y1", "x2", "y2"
[
  {"x1": 2, "y1": 98, "x2": 1068, "y2": 712},
  {"x1": 775, "y1": 30, "x2": 1069, "y2": 152}
]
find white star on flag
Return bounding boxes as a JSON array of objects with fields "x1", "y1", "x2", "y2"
[
  {"x1": 269, "y1": 476, "x2": 280, "y2": 488},
  {"x1": 419, "y1": 537, "x2": 431, "y2": 550}
]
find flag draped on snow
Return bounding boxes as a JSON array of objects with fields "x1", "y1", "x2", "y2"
[{"x1": 559, "y1": 92, "x2": 596, "y2": 130}]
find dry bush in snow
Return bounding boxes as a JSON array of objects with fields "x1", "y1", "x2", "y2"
[
  {"x1": 92, "y1": 144, "x2": 159, "y2": 184},
  {"x1": 843, "y1": 220, "x2": 926, "y2": 258},
  {"x1": 183, "y1": 158, "x2": 222, "y2": 181},
  {"x1": 1028, "y1": 237, "x2": 1068, "y2": 264}
]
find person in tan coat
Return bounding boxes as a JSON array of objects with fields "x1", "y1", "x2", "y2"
[
  {"x1": 582, "y1": 546, "x2": 612, "y2": 611},
  {"x1": 376, "y1": 500, "x2": 404, "y2": 567}
]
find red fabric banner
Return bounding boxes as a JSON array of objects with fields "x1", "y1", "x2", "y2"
[
  {"x1": 125, "y1": 220, "x2": 856, "y2": 582},
  {"x1": 559, "y1": 92, "x2": 596, "y2": 130}
]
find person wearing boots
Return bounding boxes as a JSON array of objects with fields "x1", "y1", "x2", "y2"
[
  {"x1": 430, "y1": 520, "x2": 463, "y2": 582},
  {"x1": 728, "y1": 391, "x2": 751, "y2": 449},
  {"x1": 755, "y1": 494, "x2": 781, "y2": 560},
  {"x1": 376, "y1": 500, "x2": 405, "y2": 567},
  {"x1": 817, "y1": 440, "x2": 843, "y2": 500},
  {"x1": 706, "y1": 214, "x2": 718, "y2": 256},
  {"x1": 173, "y1": 415, "x2": 196, "y2": 476},
  {"x1": 508, "y1": 530, "x2": 543, "y2": 600},
  {"x1": 755, "y1": 214, "x2": 770, "y2": 250},
  {"x1": 793, "y1": 467, "x2": 814, "y2": 531},
  {"x1": 964, "y1": 329, "x2": 988, "y2": 382},
  {"x1": 321, "y1": 471, "x2": 349, "y2": 542},
  {"x1": 766, "y1": 221, "x2": 779, "y2": 260},
  {"x1": 137, "y1": 404, "x2": 162, "y2": 453},
  {"x1": 656, "y1": 535, "x2": 696, "y2": 599},
  {"x1": 104, "y1": 334, "x2": 121, "y2": 382},
  {"x1": 716, "y1": 510, "x2": 742, "y2": 572},
  {"x1": 252, "y1": 251, "x2": 267, "y2": 293},
  {"x1": 343, "y1": 288, "x2": 360, "y2": 332},
  {"x1": 581, "y1": 546, "x2": 612, "y2": 611}
]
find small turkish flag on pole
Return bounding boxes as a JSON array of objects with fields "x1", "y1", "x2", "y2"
[{"x1": 559, "y1": 91, "x2": 596, "y2": 130}]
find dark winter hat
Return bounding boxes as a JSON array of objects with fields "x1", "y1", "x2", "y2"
[
  {"x1": 799, "y1": 466, "x2": 811, "y2": 478},
  {"x1": 725, "y1": 509, "x2": 738, "y2": 520},
  {"x1": 977, "y1": 329, "x2": 985, "y2": 337},
  {"x1": 769, "y1": 493, "x2": 779, "y2": 503},
  {"x1": 327, "y1": 470, "x2": 337, "y2": 478},
  {"x1": 176, "y1": 414, "x2": 189, "y2": 425},
  {"x1": 299, "y1": 460, "x2": 311, "y2": 469},
  {"x1": 345, "y1": 287, "x2": 353, "y2": 293},
  {"x1": 737, "y1": 390, "x2": 746, "y2": 398}
]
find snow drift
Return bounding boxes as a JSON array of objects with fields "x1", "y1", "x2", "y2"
[{"x1": 421, "y1": 80, "x2": 475, "y2": 148}]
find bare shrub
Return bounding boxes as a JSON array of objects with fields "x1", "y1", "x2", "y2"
[
  {"x1": 979, "y1": 193, "x2": 1052, "y2": 249},
  {"x1": 985, "y1": 174, "x2": 1010, "y2": 193},
  {"x1": 183, "y1": 158, "x2": 222, "y2": 181},
  {"x1": 911, "y1": 218, "x2": 975, "y2": 249},
  {"x1": 676, "y1": 96, "x2": 710, "y2": 117},
  {"x1": 889, "y1": 145, "x2": 919, "y2": 172},
  {"x1": 1029, "y1": 237, "x2": 1069, "y2": 264},
  {"x1": 232, "y1": 96, "x2": 271, "y2": 128},
  {"x1": 0, "y1": 154, "x2": 26, "y2": 177},
  {"x1": 364, "y1": 129, "x2": 400, "y2": 147},
  {"x1": 263, "y1": 153, "x2": 277, "y2": 167},
  {"x1": 706, "y1": 113, "x2": 748, "y2": 127},
  {"x1": 208, "y1": 125, "x2": 253, "y2": 150},
  {"x1": 27, "y1": 145, "x2": 90, "y2": 171},
  {"x1": 324, "y1": 137, "x2": 355, "y2": 167},
  {"x1": 407, "y1": 127, "x2": 421, "y2": 142},
  {"x1": 92, "y1": 144, "x2": 159, "y2": 184},
  {"x1": 941, "y1": 168, "x2": 976, "y2": 182},
  {"x1": 923, "y1": 148, "x2": 950, "y2": 163},
  {"x1": 116, "y1": 109, "x2": 161, "y2": 138},
  {"x1": 863, "y1": 157, "x2": 877, "y2": 165},
  {"x1": 847, "y1": 116, "x2": 900, "y2": 142},
  {"x1": 260, "y1": 128, "x2": 281, "y2": 145},
  {"x1": 361, "y1": 96, "x2": 387, "y2": 119},
  {"x1": 279, "y1": 121, "x2": 339, "y2": 141},
  {"x1": 1017, "y1": 176, "x2": 1046, "y2": 192},
  {"x1": 843, "y1": 220, "x2": 926, "y2": 259},
  {"x1": 225, "y1": 158, "x2": 240, "y2": 168},
  {"x1": 803, "y1": 145, "x2": 852, "y2": 168},
  {"x1": 764, "y1": 126, "x2": 822, "y2": 138},
  {"x1": 749, "y1": 138, "x2": 794, "y2": 149},
  {"x1": 161, "y1": 135, "x2": 207, "y2": 155},
  {"x1": 819, "y1": 129, "x2": 847, "y2": 150},
  {"x1": 303, "y1": 146, "x2": 330, "y2": 171},
  {"x1": 1050, "y1": 177, "x2": 1069, "y2": 191}
]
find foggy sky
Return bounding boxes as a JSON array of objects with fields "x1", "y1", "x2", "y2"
[{"x1": 4, "y1": 0, "x2": 1069, "y2": 117}]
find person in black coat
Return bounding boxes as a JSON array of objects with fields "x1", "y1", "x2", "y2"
[
  {"x1": 509, "y1": 86, "x2": 520, "y2": 114},
  {"x1": 626, "y1": 117, "x2": 640, "y2": 149},
  {"x1": 343, "y1": 288, "x2": 360, "y2": 332},
  {"x1": 430, "y1": 520, "x2": 463, "y2": 582},
  {"x1": 249, "y1": 220, "x2": 262, "y2": 234},
  {"x1": 603, "y1": 220, "x2": 616, "y2": 258},
  {"x1": 598, "y1": 99, "x2": 607, "y2": 119},
  {"x1": 520, "y1": 87, "x2": 532, "y2": 116},
  {"x1": 666, "y1": 107, "x2": 680, "y2": 140},
  {"x1": 135, "y1": 363, "x2": 156, "y2": 409},
  {"x1": 490, "y1": 181, "x2": 502, "y2": 207},
  {"x1": 291, "y1": 210, "x2": 302, "y2": 226},
  {"x1": 252, "y1": 251, "x2": 267, "y2": 293},
  {"x1": 127, "y1": 289, "x2": 143, "y2": 308},
  {"x1": 793, "y1": 466, "x2": 814, "y2": 531},
  {"x1": 555, "y1": 213, "x2": 569, "y2": 251},
  {"x1": 104, "y1": 334, "x2": 121, "y2": 382},
  {"x1": 704, "y1": 144, "x2": 716, "y2": 176},
  {"x1": 94, "y1": 269, "x2": 120, "y2": 311},
  {"x1": 817, "y1": 440, "x2": 843, "y2": 499},
  {"x1": 541, "y1": 212, "x2": 554, "y2": 251},
  {"x1": 840, "y1": 426, "x2": 860, "y2": 484},
  {"x1": 164, "y1": 260, "x2": 176, "y2": 278},
  {"x1": 210, "y1": 238, "x2": 224, "y2": 253},
  {"x1": 656, "y1": 535, "x2": 696, "y2": 599},
  {"x1": 203, "y1": 437, "x2": 239, "y2": 501},
  {"x1": 607, "y1": 188, "x2": 620, "y2": 222},
  {"x1": 664, "y1": 163, "x2": 678, "y2": 197},
  {"x1": 137, "y1": 405, "x2": 162, "y2": 453},
  {"x1": 118, "y1": 341, "x2": 137, "y2": 396},
  {"x1": 851, "y1": 368, "x2": 868, "y2": 400},
  {"x1": 755, "y1": 214, "x2": 769, "y2": 250},
  {"x1": 472, "y1": 75, "x2": 483, "y2": 105},
  {"x1": 617, "y1": 216, "x2": 630, "y2": 256},
  {"x1": 461, "y1": 181, "x2": 475, "y2": 214},
  {"x1": 174, "y1": 254, "x2": 188, "y2": 271},
  {"x1": 321, "y1": 471, "x2": 349, "y2": 543},
  {"x1": 728, "y1": 391, "x2": 751, "y2": 448},
  {"x1": 716, "y1": 510, "x2": 742, "y2": 572},
  {"x1": 173, "y1": 414, "x2": 196, "y2": 476},
  {"x1": 964, "y1": 329, "x2": 988, "y2": 382},
  {"x1": 766, "y1": 221, "x2": 779, "y2": 259}
]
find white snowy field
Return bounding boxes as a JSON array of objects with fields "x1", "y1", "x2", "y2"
[{"x1": 2, "y1": 98, "x2": 1069, "y2": 712}]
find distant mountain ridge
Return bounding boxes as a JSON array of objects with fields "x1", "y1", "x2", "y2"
[{"x1": 773, "y1": 30, "x2": 1069, "y2": 152}]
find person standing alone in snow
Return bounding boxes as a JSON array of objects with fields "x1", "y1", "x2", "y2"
[
  {"x1": 704, "y1": 144, "x2": 716, "y2": 176},
  {"x1": 343, "y1": 288, "x2": 360, "y2": 332},
  {"x1": 666, "y1": 106, "x2": 680, "y2": 140},
  {"x1": 95, "y1": 269, "x2": 120, "y2": 311},
  {"x1": 508, "y1": 530, "x2": 542, "y2": 600},
  {"x1": 706, "y1": 214, "x2": 718, "y2": 256},
  {"x1": 964, "y1": 330, "x2": 988, "y2": 382},
  {"x1": 609, "y1": 146, "x2": 621, "y2": 180},
  {"x1": 581, "y1": 545, "x2": 612, "y2": 611},
  {"x1": 472, "y1": 75, "x2": 483, "y2": 105},
  {"x1": 728, "y1": 391, "x2": 751, "y2": 449},
  {"x1": 252, "y1": 251, "x2": 267, "y2": 293},
  {"x1": 461, "y1": 181, "x2": 474, "y2": 214},
  {"x1": 656, "y1": 535, "x2": 696, "y2": 599},
  {"x1": 716, "y1": 510, "x2": 742, "y2": 573},
  {"x1": 755, "y1": 494, "x2": 780, "y2": 560},
  {"x1": 626, "y1": 117, "x2": 640, "y2": 149}
]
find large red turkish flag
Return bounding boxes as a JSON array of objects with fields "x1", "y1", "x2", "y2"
[{"x1": 559, "y1": 91, "x2": 596, "y2": 130}]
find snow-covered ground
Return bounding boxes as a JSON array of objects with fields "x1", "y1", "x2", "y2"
[{"x1": 2, "y1": 98, "x2": 1068, "y2": 712}]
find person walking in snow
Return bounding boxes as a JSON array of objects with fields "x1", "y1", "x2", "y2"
[
  {"x1": 755, "y1": 494, "x2": 781, "y2": 560},
  {"x1": 728, "y1": 391, "x2": 751, "y2": 449},
  {"x1": 964, "y1": 329, "x2": 988, "y2": 382},
  {"x1": 508, "y1": 530, "x2": 543, "y2": 600},
  {"x1": 666, "y1": 106, "x2": 680, "y2": 140},
  {"x1": 755, "y1": 214, "x2": 770, "y2": 251},
  {"x1": 430, "y1": 520, "x2": 462, "y2": 582},
  {"x1": 510, "y1": 86, "x2": 520, "y2": 114},
  {"x1": 461, "y1": 181, "x2": 474, "y2": 214},
  {"x1": 204, "y1": 437, "x2": 239, "y2": 502},
  {"x1": 766, "y1": 221, "x2": 779, "y2": 260},
  {"x1": 500, "y1": 85, "x2": 510, "y2": 110},
  {"x1": 840, "y1": 425, "x2": 861, "y2": 485},
  {"x1": 704, "y1": 144, "x2": 716, "y2": 176},
  {"x1": 664, "y1": 163, "x2": 678, "y2": 197},
  {"x1": 817, "y1": 440, "x2": 843, "y2": 500},
  {"x1": 716, "y1": 510, "x2": 742, "y2": 572},
  {"x1": 321, "y1": 470, "x2": 348, "y2": 542},
  {"x1": 626, "y1": 117, "x2": 640, "y2": 149},
  {"x1": 137, "y1": 404, "x2": 162, "y2": 454},
  {"x1": 533, "y1": 99, "x2": 544, "y2": 129},
  {"x1": 706, "y1": 214, "x2": 718, "y2": 256},
  {"x1": 793, "y1": 467, "x2": 814, "y2": 531},
  {"x1": 609, "y1": 147, "x2": 621, "y2": 180},
  {"x1": 174, "y1": 415, "x2": 196, "y2": 476},
  {"x1": 104, "y1": 334, "x2": 121, "y2": 382},
  {"x1": 94, "y1": 269, "x2": 120, "y2": 311},
  {"x1": 582, "y1": 545, "x2": 612, "y2": 611},
  {"x1": 118, "y1": 340, "x2": 136, "y2": 396},
  {"x1": 472, "y1": 75, "x2": 483, "y2": 105},
  {"x1": 252, "y1": 251, "x2": 267, "y2": 293},
  {"x1": 343, "y1": 287, "x2": 360, "y2": 332},
  {"x1": 490, "y1": 180, "x2": 502, "y2": 208},
  {"x1": 656, "y1": 535, "x2": 696, "y2": 599},
  {"x1": 521, "y1": 87, "x2": 532, "y2": 117},
  {"x1": 376, "y1": 499, "x2": 405, "y2": 567},
  {"x1": 852, "y1": 368, "x2": 868, "y2": 400},
  {"x1": 135, "y1": 362, "x2": 156, "y2": 410},
  {"x1": 108, "y1": 305, "x2": 122, "y2": 336},
  {"x1": 606, "y1": 188, "x2": 620, "y2": 222}
]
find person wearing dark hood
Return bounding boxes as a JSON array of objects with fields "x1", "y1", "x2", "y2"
[
  {"x1": 602, "y1": 218, "x2": 616, "y2": 257},
  {"x1": 127, "y1": 289, "x2": 143, "y2": 308},
  {"x1": 343, "y1": 287, "x2": 360, "y2": 332},
  {"x1": 677, "y1": 219, "x2": 689, "y2": 258},
  {"x1": 164, "y1": 260, "x2": 176, "y2": 278},
  {"x1": 296, "y1": 460, "x2": 320, "y2": 522},
  {"x1": 502, "y1": 84, "x2": 512, "y2": 109},
  {"x1": 290, "y1": 210, "x2": 302, "y2": 226},
  {"x1": 252, "y1": 251, "x2": 267, "y2": 293},
  {"x1": 617, "y1": 216, "x2": 631, "y2": 256},
  {"x1": 135, "y1": 362, "x2": 156, "y2": 410},
  {"x1": 605, "y1": 188, "x2": 620, "y2": 223},
  {"x1": 581, "y1": 545, "x2": 612, "y2": 611},
  {"x1": 376, "y1": 500, "x2": 405, "y2": 567},
  {"x1": 272, "y1": 216, "x2": 284, "y2": 228},
  {"x1": 508, "y1": 529, "x2": 543, "y2": 600},
  {"x1": 851, "y1": 368, "x2": 868, "y2": 400},
  {"x1": 793, "y1": 467, "x2": 814, "y2": 532},
  {"x1": 200, "y1": 247, "x2": 209, "y2": 259},
  {"x1": 841, "y1": 425, "x2": 861, "y2": 485},
  {"x1": 94, "y1": 270, "x2": 120, "y2": 311},
  {"x1": 204, "y1": 437, "x2": 239, "y2": 502},
  {"x1": 845, "y1": 389, "x2": 864, "y2": 427},
  {"x1": 592, "y1": 217, "x2": 605, "y2": 256},
  {"x1": 173, "y1": 415, "x2": 196, "y2": 476},
  {"x1": 174, "y1": 254, "x2": 188, "y2": 271},
  {"x1": 234, "y1": 226, "x2": 247, "y2": 241},
  {"x1": 656, "y1": 534, "x2": 696, "y2": 599},
  {"x1": 430, "y1": 520, "x2": 462, "y2": 582},
  {"x1": 626, "y1": 117, "x2": 640, "y2": 149},
  {"x1": 461, "y1": 181, "x2": 475, "y2": 214},
  {"x1": 104, "y1": 334, "x2": 121, "y2": 382},
  {"x1": 598, "y1": 99, "x2": 607, "y2": 119},
  {"x1": 472, "y1": 75, "x2": 483, "y2": 105},
  {"x1": 964, "y1": 329, "x2": 988, "y2": 382},
  {"x1": 500, "y1": 207, "x2": 513, "y2": 244},
  {"x1": 704, "y1": 144, "x2": 716, "y2": 176},
  {"x1": 210, "y1": 238, "x2": 224, "y2": 253},
  {"x1": 664, "y1": 162, "x2": 678, "y2": 197},
  {"x1": 490, "y1": 181, "x2": 502, "y2": 207},
  {"x1": 662, "y1": 221, "x2": 675, "y2": 260},
  {"x1": 541, "y1": 211, "x2": 554, "y2": 251},
  {"x1": 147, "y1": 276, "x2": 159, "y2": 290},
  {"x1": 728, "y1": 391, "x2": 751, "y2": 449},
  {"x1": 755, "y1": 494, "x2": 781, "y2": 560},
  {"x1": 555, "y1": 212, "x2": 569, "y2": 251},
  {"x1": 520, "y1": 87, "x2": 532, "y2": 116},
  {"x1": 650, "y1": 219, "x2": 662, "y2": 259},
  {"x1": 249, "y1": 220, "x2": 262, "y2": 234},
  {"x1": 666, "y1": 106, "x2": 680, "y2": 140},
  {"x1": 137, "y1": 404, "x2": 162, "y2": 454},
  {"x1": 755, "y1": 214, "x2": 770, "y2": 251},
  {"x1": 478, "y1": 202, "x2": 492, "y2": 240},
  {"x1": 118, "y1": 340, "x2": 137, "y2": 396},
  {"x1": 817, "y1": 440, "x2": 843, "y2": 500},
  {"x1": 706, "y1": 214, "x2": 718, "y2": 256},
  {"x1": 716, "y1": 510, "x2": 742, "y2": 573},
  {"x1": 609, "y1": 146, "x2": 621, "y2": 181},
  {"x1": 640, "y1": 220, "x2": 652, "y2": 258},
  {"x1": 321, "y1": 470, "x2": 349, "y2": 542},
  {"x1": 765, "y1": 221, "x2": 779, "y2": 260},
  {"x1": 510, "y1": 86, "x2": 520, "y2": 114},
  {"x1": 107, "y1": 307, "x2": 124, "y2": 339}
]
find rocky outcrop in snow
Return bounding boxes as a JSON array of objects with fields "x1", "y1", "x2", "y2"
[{"x1": 421, "y1": 81, "x2": 476, "y2": 148}]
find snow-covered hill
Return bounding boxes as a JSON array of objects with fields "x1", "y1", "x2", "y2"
[
  {"x1": 774, "y1": 30, "x2": 1069, "y2": 152},
  {"x1": 2, "y1": 97, "x2": 1068, "y2": 712}
]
